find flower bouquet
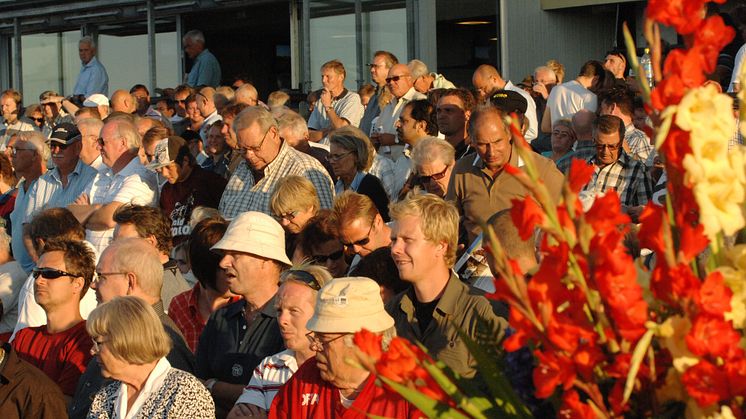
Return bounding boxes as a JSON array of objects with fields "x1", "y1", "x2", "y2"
[{"x1": 353, "y1": 0, "x2": 746, "y2": 417}]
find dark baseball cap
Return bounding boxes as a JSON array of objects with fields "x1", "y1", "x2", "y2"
[
  {"x1": 49, "y1": 123, "x2": 81, "y2": 145},
  {"x1": 490, "y1": 90, "x2": 528, "y2": 115}
]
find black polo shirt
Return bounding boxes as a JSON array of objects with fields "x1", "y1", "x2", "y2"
[{"x1": 195, "y1": 296, "x2": 284, "y2": 384}]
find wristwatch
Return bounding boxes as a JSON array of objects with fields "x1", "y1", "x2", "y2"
[{"x1": 204, "y1": 378, "x2": 218, "y2": 393}]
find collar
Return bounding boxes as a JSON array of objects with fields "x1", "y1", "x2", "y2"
[
  {"x1": 0, "y1": 343, "x2": 15, "y2": 383},
  {"x1": 151, "y1": 300, "x2": 166, "y2": 315},
  {"x1": 226, "y1": 294, "x2": 278, "y2": 319},
  {"x1": 273, "y1": 349, "x2": 299, "y2": 370},
  {"x1": 53, "y1": 158, "x2": 86, "y2": 180},
  {"x1": 82, "y1": 56, "x2": 99, "y2": 69},
  {"x1": 399, "y1": 87, "x2": 420, "y2": 102},
  {"x1": 592, "y1": 149, "x2": 632, "y2": 169},
  {"x1": 109, "y1": 155, "x2": 144, "y2": 177},
  {"x1": 399, "y1": 271, "x2": 464, "y2": 316},
  {"x1": 115, "y1": 357, "x2": 171, "y2": 419},
  {"x1": 261, "y1": 140, "x2": 291, "y2": 176},
  {"x1": 471, "y1": 144, "x2": 523, "y2": 170},
  {"x1": 331, "y1": 88, "x2": 349, "y2": 102}
]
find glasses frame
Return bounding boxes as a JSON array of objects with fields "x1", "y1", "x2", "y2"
[
  {"x1": 91, "y1": 338, "x2": 106, "y2": 354},
  {"x1": 32, "y1": 267, "x2": 80, "y2": 280},
  {"x1": 238, "y1": 125, "x2": 272, "y2": 155},
  {"x1": 594, "y1": 141, "x2": 622, "y2": 151},
  {"x1": 418, "y1": 164, "x2": 451, "y2": 183},
  {"x1": 326, "y1": 151, "x2": 352, "y2": 163},
  {"x1": 11, "y1": 147, "x2": 35, "y2": 157},
  {"x1": 274, "y1": 209, "x2": 301, "y2": 222},
  {"x1": 283, "y1": 270, "x2": 322, "y2": 291},
  {"x1": 306, "y1": 331, "x2": 349, "y2": 351},
  {"x1": 311, "y1": 249, "x2": 345, "y2": 264},
  {"x1": 340, "y1": 221, "x2": 374, "y2": 248},
  {"x1": 94, "y1": 271, "x2": 128, "y2": 283},
  {"x1": 386, "y1": 75, "x2": 410, "y2": 84}
]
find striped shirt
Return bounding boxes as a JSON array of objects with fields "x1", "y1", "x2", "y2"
[
  {"x1": 86, "y1": 156, "x2": 157, "y2": 253},
  {"x1": 582, "y1": 151, "x2": 652, "y2": 207},
  {"x1": 369, "y1": 152, "x2": 397, "y2": 200},
  {"x1": 219, "y1": 141, "x2": 334, "y2": 219},
  {"x1": 25, "y1": 159, "x2": 98, "y2": 221},
  {"x1": 625, "y1": 124, "x2": 653, "y2": 166},
  {"x1": 235, "y1": 349, "x2": 298, "y2": 411}
]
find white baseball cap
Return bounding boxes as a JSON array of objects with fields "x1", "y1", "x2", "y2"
[
  {"x1": 211, "y1": 211, "x2": 292, "y2": 266},
  {"x1": 83, "y1": 93, "x2": 109, "y2": 107}
]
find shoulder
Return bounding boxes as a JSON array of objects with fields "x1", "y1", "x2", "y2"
[{"x1": 452, "y1": 155, "x2": 476, "y2": 174}]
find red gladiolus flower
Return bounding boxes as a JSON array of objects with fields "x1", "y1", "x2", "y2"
[
  {"x1": 678, "y1": 221, "x2": 708, "y2": 261},
  {"x1": 572, "y1": 344, "x2": 605, "y2": 380},
  {"x1": 638, "y1": 203, "x2": 667, "y2": 255},
  {"x1": 651, "y1": 75, "x2": 687, "y2": 110},
  {"x1": 682, "y1": 360, "x2": 730, "y2": 407},
  {"x1": 725, "y1": 359, "x2": 746, "y2": 398},
  {"x1": 584, "y1": 192, "x2": 630, "y2": 234},
  {"x1": 503, "y1": 163, "x2": 522, "y2": 176},
  {"x1": 647, "y1": 0, "x2": 708, "y2": 35},
  {"x1": 697, "y1": 271, "x2": 732, "y2": 318},
  {"x1": 558, "y1": 389, "x2": 598, "y2": 419},
  {"x1": 694, "y1": 15, "x2": 735, "y2": 73},
  {"x1": 533, "y1": 349, "x2": 576, "y2": 399},
  {"x1": 510, "y1": 196, "x2": 545, "y2": 241},
  {"x1": 650, "y1": 263, "x2": 700, "y2": 307},
  {"x1": 375, "y1": 337, "x2": 421, "y2": 383},
  {"x1": 608, "y1": 380, "x2": 630, "y2": 416},
  {"x1": 353, "y1": 329, "x2": 383, "y2": 362},
  {"x1": 686, "y1": 315, "x2": 744, "y2": 361},
  {"x1": 567, "y1": 159, "x2": 595, "y2": 193},
  {"x1": 502, "y1": 306, "x2": 537, "y2": 352}
]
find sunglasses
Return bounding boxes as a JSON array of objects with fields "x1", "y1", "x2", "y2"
[
  {"x1": 274, "y1": 210, "x2": 300, "y2": 222},
  {"x1": 31, "y1": 117, "x2": 44, "y2": 123},
  {"x1": 386, "y1": 75, "x2": 410, "y2": 84},
  {"x1": 340, "y1": 222, "x2": 374, "y2": 248},
  {"x1": 594, "y1": 142, "x2": 622, "y2": 151},
  {"x1": 284, "y1": 270, "x2": 322, "y2": 290},
  {"x1": 418, "y1": 164, "x2": 450, "y2": 183},
  {"x1": 311, "y1": 249, "x2": 344, "y2": 264},
  {"x1": 32, "y1": 267, "x2": 79, "y2": 280},
  {"x1": 50, "y1": 142, "x2": 70, "y2": 150}
]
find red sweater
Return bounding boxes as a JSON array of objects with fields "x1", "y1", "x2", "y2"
[
  {"x1": 270, "y1": 359, "x2": 421, "y2": 419},
  {"x1": 12, "y1": 321, "x2": 93, "y2": 396}
]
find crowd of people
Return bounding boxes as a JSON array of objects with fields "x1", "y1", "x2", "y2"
[{"x1": 0, "y1": 9, "x2": 744, "y2": 417}]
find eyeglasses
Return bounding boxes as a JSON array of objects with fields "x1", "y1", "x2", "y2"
[
  {"x1": 50, "y1": 142, "x2": 70, "y2": 150},
  {"x1": 238, "y1": 126, "x2": 272, "y2": 155},
  {"x1": 95, "y1": 272, "x2": 128, "y2": 283},
  {"x1": 418, "y1": 164, "x2": 451, "y2": 183},
  {"x1": 340, "y1": 222, "x2": 374, "y2": 248},
  {"x1": 311, "y1": 249, "x2": 344, "y2": 264},
  {"x1": 11, "y1": 147, "x2": 35, "y2": 156},
  {"x1": 386, "y1": 75, "x2": 410, "y2": 84},
  {"x1": 91, "y1": 338, "x2": 106, "y2": 354},
  {"x1": 31, "y1": 117, "x2": 44, "y2": 123},
  {"x1": 284, "y1": 270, "x2": 322, "y2": 291},
  {"x1": 594, "y1": 142, "x2": 622, "y2": 151},
  {"x1": 274, "y1": 210, "x2": 300, "y2": 222},
  {"x1": 175, "y1": 99, "x2": 187, "y2": 104},
  {"x1": 32, "y1": 267, "x2": 79, "y2": 280},
  {"x1": 368, "y1": 63, "x2": 384, "y2": 69},
  {"x1": 326, "y1": 151, "x2": 352, "y2": 162},
  {"x1": 306, "y1": 332, "x2": 349, "y2": 351}
]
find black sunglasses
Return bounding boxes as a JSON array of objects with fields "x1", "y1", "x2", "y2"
[
  {"x1": 340, "y1": 222, "x2": 374, "y2": 248},
  {"x1": 386, "y1": 75, "x2": 410, "y2": 84},
  {"x1": 311, "y1": 250, "x2": 344, "y2": 264},
  {"x1": 50, "y1": 142, "x2": 70, "y2": 150},
  {"x1": 32, "y1": 267, "x2": 79, "y2": 280},
  {"x1": 284, "y1": 270, "x2": 322, "y2": 290},
  {"x1": 418, "y1": 164, "x2": 450, "y2": 183},
  {"x1": 31, "y1": 117, "x2": 44, "y2": 123}
]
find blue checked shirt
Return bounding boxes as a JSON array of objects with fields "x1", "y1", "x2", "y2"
[
  {"x1": 582, "y1": 151, "x2": 653, "y2": 207},
  {"x1": 219, "y1": 141, "x2": 334, "y2": 219}
]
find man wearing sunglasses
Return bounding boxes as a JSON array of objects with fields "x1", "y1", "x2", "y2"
[
  {"x1": 333, "y1": 191, "x2": 392, "y2": 262},
  {"x1": 13, "y1": 239, "x2": 95, "y2": 397},
  {"x1": 580, "y1": 115, "x2": 652, "y2": 219}
]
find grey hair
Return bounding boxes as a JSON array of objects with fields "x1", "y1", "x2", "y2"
[
  {"x1": 232, "y1": 106, "x2": 277, "y2": 137},
  {"x1": 0, "y1": 227, "x2": 10, "y2": 252},
  {"x1": 277, "y1": 111, "x2": 309, "y2": 139},
  {"x1": 410, "y1": 136, "x2": 455, "y2": 172},
  {"x1": 106, "y1": 119, "x2": 141, "y2": 149},
  {"x1": 552, "y1": 118, "x2": 574, "y2": 131},
  {"x1": 107, "y1": 238, "x2": 164, "y2": 299},
  {"x1": 79, "y1": 35, "x2": 96, "y2": 49},
  {"x1": 77, "y1": 117, "x2": 104, "y2": 134},
  {"x1": 329, "y1": 126, "x2": 374, "y2": 172},
  {"x1": 18, "y1": 131, "x2": 51, "y2": 161},
  {"x1": 534, "y1": 65, "x2": 557, "y2": 82},
  {"x1": 280, "y1": 263, "x2": 333, "y2": 303},
  {"x1": 183, "y1": 29, "x2": 205, "y2": 45},
  {"x1": 235, "y1": 84, "x2": 258, "y2": 104},
  {"x1": 408, "y1": 59, "x2": 429, "y2": 79}
]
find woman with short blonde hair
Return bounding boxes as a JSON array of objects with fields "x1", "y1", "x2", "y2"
[
  {"x1": 87, "y1": 296, "x2": 215, "y2": 418},
  {"x1": 269, "y1": 175, "x2": 320, "y2": 235}
]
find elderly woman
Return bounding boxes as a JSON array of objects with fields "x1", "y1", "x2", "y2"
[
  {"x1": 226, "y1": 265, "x2": 332, "y2": 419},
  {"x1": 270, "y1": 175, "x2": 321, "y2": 258},
  {"x1": 400, "y1": 136, "x2": 455, "y2": 199},
  {"x1": 544, "y1": 119, "x2": 577, "y2": 166},
  {"x1": 87, "y1": 296, "x2": 215, "y2": 418},
  {"x1": 328, "y1": 126, "x2": 390, "y2": 221},
  {"x1": 293, "y1": 209, "x2": 348, "y2": 278}
]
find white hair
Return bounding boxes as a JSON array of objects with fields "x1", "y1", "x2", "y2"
[
  {"x1": 79, "y1": 35, "x2": 96, "y2": 49},
  {"x1": 534, "y1": 65, "x2": 557, "y2": 82},
  {"x1": 18, "y1": 131, "x2": 51, "y2": 162},
  {"x1": 408, "y1": 59, "x2": 429, "y2": 79},
  {"x1": 277, "y1": 110, "x2": 309, "y2": 139},
  {"x1": 183, "y1": 30, "x2": 205, "y2": 45}
]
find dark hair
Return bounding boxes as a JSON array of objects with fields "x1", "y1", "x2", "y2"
[
  {"x1": 439, "y1": 88, "x2": 476, "y2": 112},
  {"x1": 142, "y1": 126, "x2": 171, "y2": 148},
  {"x1": 373, "y1": 50, "x2": 399, "y2": 67},
  {"x1": 113, "y1": 205, "x2": 172, "y2": 254},
  {"x1": 297, "y1": 209, "x2": 339, "y2": 256},
  {"x1": 349, "y1": 247, "x2": 408, "y2": 295},
  {"x1": 156, "y1": 97, "x2": 176, "y2": 112},
  {"x1": 0, "y1": 153, "x2": 16, "y2": 185},
  {"x1": 174, "y1": 85, "x2": 194, "y2": 97},
  {"x1": 130, "y1": 84, "x2": 149, "y2": 96},
  {"x1": 41, "y1": 239, "x2": 96, "y2": 300},
  {"x1": 578, "y1": 60, "x2": 605, "y2": 78},
  {"x1": 189, "y1": 218, "x2": 228, "y2": 291},
  {"x1": 185, "y1": 94, "x2": 198, "y2": 106},
  {"x1": 220, "y1": 102, "x2": 249, "y2": 120},
  {"x1": 605, "y1": 50, "x2": 627, "y2": 76},
  {"x1": 181, "y1": 130, "x2": 201, "y2": 144},
  {"x1": 29, "y1": 208, "x2": 85, "y2": 253},
  {"x1": 405, "y1": 99, "x2": 438, "y2": 136},
  {"x1": 593, "y1": 114, "x2": 625, "y2": 142},
  {"x1": 598, "y1": 87, "x2": 634, "y2": 117}
]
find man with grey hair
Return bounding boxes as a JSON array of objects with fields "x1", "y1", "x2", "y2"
[
  {"x1": 77, "y1": 118, "x2": 105, "y2": 170},
  {"x1": 183, "y1": 29, "x2": 221, "y2": 87},
  {"x1": 68, "y1": 119, "x2": 157, "y2": 254},
  {"x1": 73, "y1": 36, "x2": 109, "y2": 97},
  {"x1": 196, "y1": 86, "x2": 223, "y2": 145},
  {"x1": 277, "y1": 110, "x2": 334, "y2": 177},
  {"x1": 408, "y1": 59, "x2": 455, "y2": 94},
  {"x1": 219, "y1": 107, "x2": 334, "y2": 218},
  {"x1": 472, "y1": 64, "x2": 537, "y2": 142},
  {"x1": 360, "y1": 50, "x2": 399, "y2": 136},
  {"x1": 401, "y1": 136, "x2": 455, "y2": 198},
  {"x1": 234, "y1": 83, "x2": 259, "y2": 107},
  {"x1": 9, "y1": 131, "x2": 49, "y2": 273},
  {"x1": 307, "y1": 60, "x2": 364, "y2": 143}
]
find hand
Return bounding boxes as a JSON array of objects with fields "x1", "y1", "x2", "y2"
[
  {"x1": 74, "y1": 193, "x2": 90, "y2": 205},
  {"x1": 374, "y1": 133, "x2": 396, "y2": 147},
  {"x1": 226, "y1": 403, "x2": 267, "y2": 419},
  {"x1": 320, "y1": 89, "x2": 332, "y2": 108},
  {"x1": 532, "y1": 82, "x2": 549, "y2": 99}
]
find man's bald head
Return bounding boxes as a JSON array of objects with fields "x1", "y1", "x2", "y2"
[
  {"x1": 472, "y1": 65, "x2": 505, "y2": 101},
  {"x1": 234, "y1": 83, "x2": 258, "y2": 106},
  {"x1": 571, "y1": 109, "x2": 595, "y2": 140},
  {"x1": 196, "y1": 87, "x2": 217, "y2": 117},
  {"x1": 111, "y1": 90, "x2": 136, "y2": 114},
  {"x1": 387, "y1": 64, "x2": 415, "y2": 98}
]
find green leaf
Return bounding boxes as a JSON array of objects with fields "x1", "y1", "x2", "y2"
[
  {"x1": 623, "y1": 328, "x2": 655, "y2": 404},
  {"x1": 376, "y1": 376, "x2": 472, "y2": 419}
]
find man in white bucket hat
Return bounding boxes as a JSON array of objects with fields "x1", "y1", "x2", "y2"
[
  {"x1": 270, "y1": 277, "x2": 419, "y2": 418},
  {"x1": 195, "y1": 211, "x2": 290, "y2": 416}
]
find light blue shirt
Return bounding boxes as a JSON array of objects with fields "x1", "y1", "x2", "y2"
[
  {"x1": 25, "y1": 159, "x2": 98, "y2": 220},
  {"x1": 74, "y1": 56, "x2": 109, "y2": 97},
  {"x1": 10, "y1": 178, "x2": 38, "y2": 273},
  {"x1": 187, "y1": 49, "x2": 221, "y2": 87}
]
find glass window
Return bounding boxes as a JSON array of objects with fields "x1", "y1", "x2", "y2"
[
  {"x1": 98, "y1": 31, "x2": 178, "y2": 93},
  {"x1": 21, "y1": 33, "x2": 61, "y2": 103}
]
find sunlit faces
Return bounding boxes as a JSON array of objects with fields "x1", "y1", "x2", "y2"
[
  {"x1": 309, "y1": 240, "x2": 348, "y2": 278},
  {"x1": 97, "y1": 124, "x2": 128, "y2": 168},
  {"x1": 415, "y1": 160, "x2": 452, "y2": 198},
  {"x1": 186, "y1": 100, "x2": 203, "y2": 122},
  {"x1": 91, "y1": 249, "x2": 129, "y2": 304},
  {"x1": 236, "y1": 123, "x2": 277, "y2": 172},
  {"x1": 174, "y1": 92, "x2": 189, "y2": 117},
  {"x1": 594, "y1": 130, "x2": 622, "y2": 166},
  {"x1": 50, "y1": 140, "x2": 82, "y2": 173},
  {"x1": 321, "y1": 68, "x2": 344, "y2": 92},
  {"x1": 550, "y1": 125, "x2": 575, "y2": 155},
  {"x1": 436, "y1": 95, "x2": 468, "y2": 137},
  {"x1": 34, "y1": 250, "x2": 84, "y2": 309},
  {"x1": 472, "y1": 113, "x2": 512, "y2": 172},
  {"x1": 369, "y1": 55, "x2": 389, "y2": 86},
  {"x1": 338, "y1": 216, "x2": 384, "y2": 257},
  {"x1": 471, "y1": 72, "x2": 495, "y2": 102},
  {"x1": 604, "y1": 54, "x2": 626, "y2": 79},
  {"x1": 206, "y1": 125, "x2": 227, "y2": 156},
  {"x1": 390, "y1": 214, "x2": 446, "y2": 283},
  {"x1": 275, "y1": 282, "x2": 315, "y2": 353},
  {"x1": 275, "y1": 206, "x2": 316, "y2": 234},
  {"x1": 328, "y1": 143, "x2": 356, "y2": 181},
  {"x1": 386, "y1": 65, "x2": 413, "y2": 98},
  {"x1": 78, "y1": 42, "x2": 95, "y2": 64},
  {"x1": 395, "y1": 105, "x2": 425, "y2": 145},
  {"x1": 218, "y1": 250, "x2": 266, "y2": 296},
  {"x1": 0, "y1": 96, "x2": 17, "y2": 121},
  {"x1": 311, "y1": 332, "x2": 357, "y2": 386}
]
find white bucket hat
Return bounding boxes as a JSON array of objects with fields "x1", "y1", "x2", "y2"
[
  {"x1": 306, "y1": 277, "x2": 394, "y2": 334},
  {"x1": 211, "y1": 211, "x2": 292, "y2": 266}
]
